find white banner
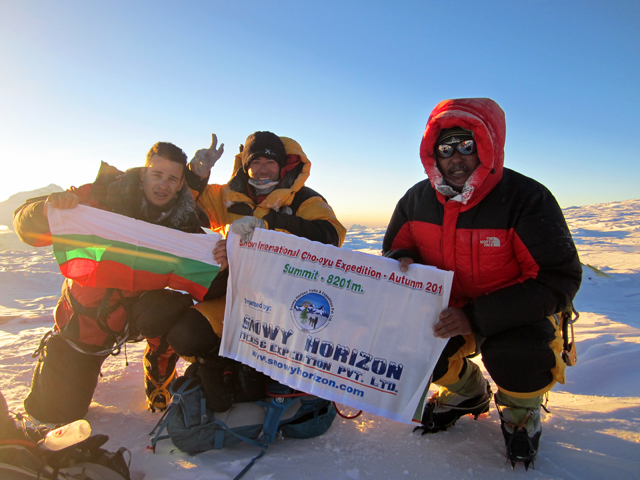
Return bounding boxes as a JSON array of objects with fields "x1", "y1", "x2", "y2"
[{"x1": 221, "y1": 229, "x2": 453, "y2": 424}]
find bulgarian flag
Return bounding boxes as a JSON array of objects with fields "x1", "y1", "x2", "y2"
[{"x1": 48, "y1": 205, "x2": 222, "y2": 301}]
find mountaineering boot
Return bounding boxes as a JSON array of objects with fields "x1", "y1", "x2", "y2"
[
  {"x1": 143, "y1": 342, "x2": 179, "y2": 412},
  {"x1": 417, "y1": 360, "x2": 491, "y2": 434},
  {"x1": 495, "y1": 392, "x2": 542, "y2": 470}
]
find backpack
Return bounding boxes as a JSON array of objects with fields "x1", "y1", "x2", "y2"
[
  {"x1": 149, "y1": 375, "x2": 336, "y2": 480},
  {"x1": 0, "y1": 436, "x2": 131, "y2": 480},
  {"x1": 1, "y1": 389, "x2": 131, "y2": 480}
]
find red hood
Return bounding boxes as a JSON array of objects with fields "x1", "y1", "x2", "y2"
[{"x1": 420, "y1": 98, "x2": 506, "y2": 208}]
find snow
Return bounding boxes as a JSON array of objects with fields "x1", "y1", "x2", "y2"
[{"x1": 2, "y1": 198, "x2": 640, "y2": 479}]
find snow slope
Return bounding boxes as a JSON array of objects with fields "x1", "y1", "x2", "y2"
[{"x1": 1, "y1": 198, "x2": 639, "y2": 479}]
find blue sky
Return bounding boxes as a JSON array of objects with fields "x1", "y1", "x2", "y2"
[{"x1": 1, "y1": 1, "x2": 638, "y2": 226}]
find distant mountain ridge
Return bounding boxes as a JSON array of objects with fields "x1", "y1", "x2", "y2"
[
  {"x1": 0, "y1": 184, "x2": 63, "y2": 251},
  {"x1": 0, "y1": 184, "x2": 63, "y2": 227},
  {"x1": 349, "y1": 224, "x2": 368, "y2": 231}
]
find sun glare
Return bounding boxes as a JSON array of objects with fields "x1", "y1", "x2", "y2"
[{"x1": 172, "y1": 459, "x2": 198, "y2": 469}]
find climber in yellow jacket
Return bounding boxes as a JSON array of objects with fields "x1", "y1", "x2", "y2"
[{"x1": 165, "y1": 131, "x2": 346, "y2": 411}]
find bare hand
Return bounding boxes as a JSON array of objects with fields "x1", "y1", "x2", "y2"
[
  {"x1": 190, "y1": 133, "x2": 225, "y2": 178},
  {"x1": 398, "y1": 257, "x2": 414, "y2": 272},
  {"x1": 43, "y1": 192, "x2": 80, "y2": 216},
  {"x1": 213, "y1": 239, "x2": 228, "y2": 271},
  {"x1": 433, "y1": 307, "x2": 472, "y2": 338}
]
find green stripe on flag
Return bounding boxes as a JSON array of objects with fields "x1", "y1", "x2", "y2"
[{"x1": 53, "y1": 233, "x2": 218, "y2": 289}]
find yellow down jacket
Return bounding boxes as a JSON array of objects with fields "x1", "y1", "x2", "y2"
[{"x1": 189, "y1": 136, "x2": 346, "y2": 336}]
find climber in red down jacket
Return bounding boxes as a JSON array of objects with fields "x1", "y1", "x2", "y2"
[{"x1": 382, "y1": 98, "x2": 582, "y2": 468}]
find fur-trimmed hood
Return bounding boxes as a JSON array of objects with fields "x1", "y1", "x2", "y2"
[
  {"x1": 420, "y1": 98, "x2": 506, "y2": 209},
  {"x1": 224, "y1": 136, "x2": 311, "y2": 216},
  {"x1": 89, "y1": 162, "x2": 205, "y2": 233}
]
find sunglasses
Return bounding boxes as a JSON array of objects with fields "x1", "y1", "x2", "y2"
[{"x1": 436, "y1": 139, "x2": 476, "y2": 158}]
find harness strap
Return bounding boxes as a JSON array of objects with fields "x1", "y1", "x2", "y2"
[
  {"x1": 58, "y1": 286, "x2": 142, "y2": 356},
  {"x1": 211, "y1": 419, "x2": 269, "y2": 480},
  {"x1": 32, "y1": 327, "x2": 116, "y2": 359},
  {"x1": 213, "y1": 428, "x2": 225, "y2": 450},
  {"x1": 211, "y1": 419, "x2": 266, "y2": 450},
  {"x1": 31, "y1": 328, "x2": 54, "y2": 358},
  {"x1": 148, "y1": 379, "x2": 297, "y2": 480},
  {"x1": 233, "y1": 448, "x2": 268, "y2": 480},
  {"x1": 211, "y1": 397, "x2": 296, "y2": 480},
  {"x1": 260, "y1": 397, "x2": 296, "y2": 444},
  {"x1": 63, "y1": 287, "x2": 124, "y2": 337}
]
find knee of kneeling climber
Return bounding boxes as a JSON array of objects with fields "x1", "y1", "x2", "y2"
[
  {"x1": 437, "y1": 358, "x2": 486, "y2": 397},
  {"x1": 166, "y1": 308, "x2": 221, "y2": 358},
  {"x1": 494, "y1": 378, "x2": 556, "y2": 402},
  {"x1": 482, "y1": 344, "x2": 558, "y2": 399},
  {"x1": 131, "y1": 289, "x2": 194, "y2": 339},
  {"x1": 496, "y1": 389, "x2": 543, "y2": 409}
]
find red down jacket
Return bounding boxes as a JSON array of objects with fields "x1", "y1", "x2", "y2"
[{"x1": 382, "y1": 98, "x2": 582, "y2": 338}]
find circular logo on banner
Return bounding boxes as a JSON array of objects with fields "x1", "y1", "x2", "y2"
[{"x1": 290, "y1": 290, "x2": 333, "y2": 333}]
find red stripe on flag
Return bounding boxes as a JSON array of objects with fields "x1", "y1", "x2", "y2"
[{"x1": 59, "y1": 259, "x2": 209, "y2": 301}]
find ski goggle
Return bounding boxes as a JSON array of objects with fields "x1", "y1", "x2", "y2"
[{"x1": 436, "y1": 139, "x2": 476, "y2": 158}]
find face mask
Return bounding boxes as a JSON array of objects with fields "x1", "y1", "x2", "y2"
[{"x1": 248, "y1": 178, "x2": 279, "y2": 191}]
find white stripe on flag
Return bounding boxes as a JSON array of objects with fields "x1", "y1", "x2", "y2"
[{"x1": 48, "y1": 204, "x2": 222, "y2": 265}]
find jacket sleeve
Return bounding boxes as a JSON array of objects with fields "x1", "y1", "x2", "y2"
[
  {"x1": 469, "y1": 185, "x2": 582, "y2": 338},
  {"x1": 13, "y1": 196, "x2": 52, "y2": 247},
  {"x1": 381, "y1": 189, "x2": 424, "y2": 263},
  {"x1": 262, "y1": 193, "x2": 346, "y2": 247},
  {"x1": 185, "y1": 167, "x2": 210, "y2": 198},
  {"x1": 191, "y1": 183, "x2": 230, "y2": 236},
  {"x1": 12, "y1": 185, "x2": 94, "y2": 248}
]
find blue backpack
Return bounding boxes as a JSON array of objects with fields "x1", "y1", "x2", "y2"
[{"x1": 149, "y1": 376, "x2": 336, "y2": 479}]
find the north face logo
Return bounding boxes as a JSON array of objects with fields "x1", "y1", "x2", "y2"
[{"x1": 480, "y1": 237, "x2": 501, "y2": 247}]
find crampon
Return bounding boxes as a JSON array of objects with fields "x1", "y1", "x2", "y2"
[
  {"x1": 496, "y1": 394, "x2": 543, "y2": 470},
  {"x1": 414, "y1": 383, "x2": 492, "y2": 434}
]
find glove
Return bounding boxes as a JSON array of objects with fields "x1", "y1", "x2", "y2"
[
  {"x1": 189, "y1": 133, "x2": 224, "y2": 178},
  {"x1": 231, "y1": 216, "x2": 266, "y2": 243}
]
